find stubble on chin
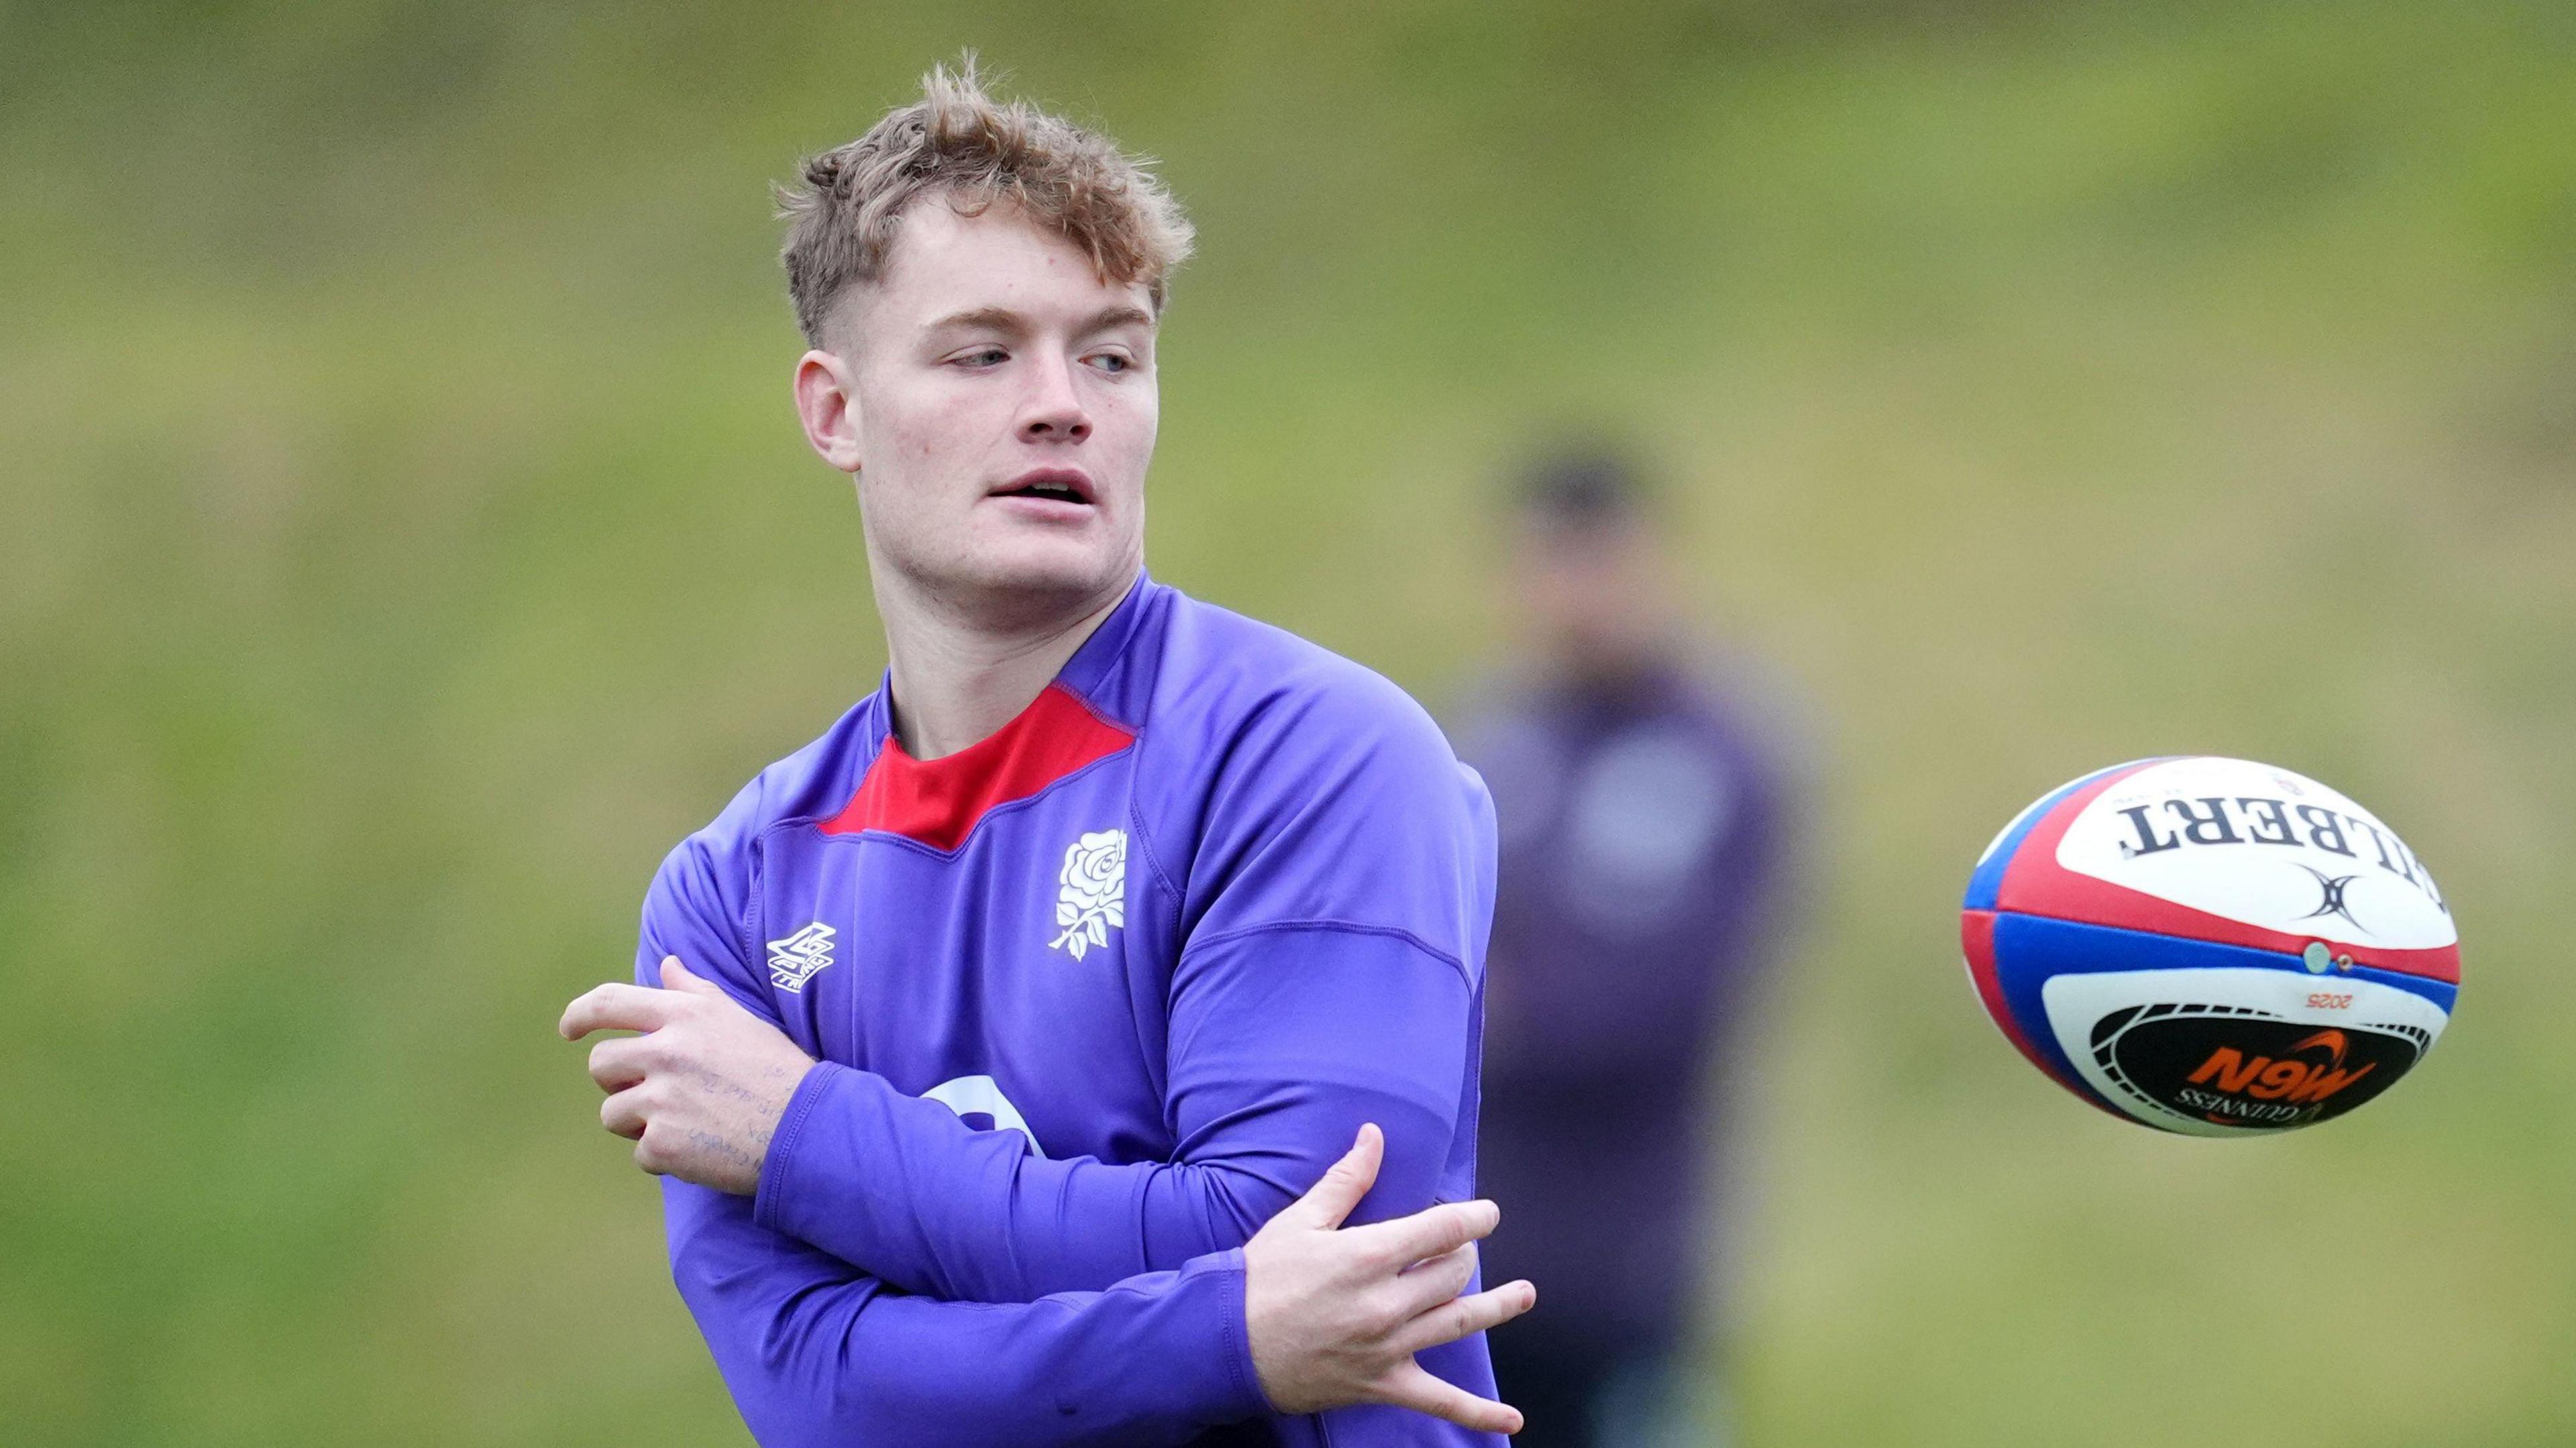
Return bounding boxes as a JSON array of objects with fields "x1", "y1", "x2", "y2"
[{"x1": 896, "y1": 533, "x2": 1138, "y2": 635}]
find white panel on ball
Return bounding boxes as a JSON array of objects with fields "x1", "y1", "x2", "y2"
[
  {"x1": 2042, "y1": 968, "x2": 2451, "y2": 1135},
  {"x1": 2052, "y1": 758, "x2": 2454, "y2": 949}
]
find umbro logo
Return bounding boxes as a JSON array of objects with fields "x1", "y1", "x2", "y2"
[{"x1": 766, "y1": 922, "x2": 836, "y2": 993}]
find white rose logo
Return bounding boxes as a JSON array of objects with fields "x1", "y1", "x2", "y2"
[{"x1": 1049, "y1": 828, "x2": 1127, "y2": 959}]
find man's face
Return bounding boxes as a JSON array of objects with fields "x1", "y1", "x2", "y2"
[
  {"x1": 809, "y1": 199, "x2": 1159, "y2": 616},
  {"x1": 1518, "y1": 517, "x2": 1668, "y2": 676}
]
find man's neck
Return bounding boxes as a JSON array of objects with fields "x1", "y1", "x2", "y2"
[
  {"x1": 1542, "y1": 632, "x2": 1672, "y2": 702},
  {"x1": 876, "y1": 573, "x2": 1136, "y2": 761}
]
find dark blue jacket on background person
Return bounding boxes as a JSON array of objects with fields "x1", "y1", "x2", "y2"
[{"x1": 1458, "y1": 658, "x2": 1798, "y2": 1372}]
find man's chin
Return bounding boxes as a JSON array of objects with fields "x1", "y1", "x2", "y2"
[{"x1": 938, "y1": 544, "x2": 1137, "y2": 620}]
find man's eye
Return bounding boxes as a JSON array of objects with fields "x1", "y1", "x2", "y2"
[
  {"x1": 955, "y1": 348, "x2": 1008, "y2": 368},
  {"x1": 1087, "y1": 353, "x2": 1131, "y2": 374}
]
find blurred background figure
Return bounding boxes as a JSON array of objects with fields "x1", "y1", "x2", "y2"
[{"x1": 1458, "y1": 447, "x2": 1805, "y2": 1448}]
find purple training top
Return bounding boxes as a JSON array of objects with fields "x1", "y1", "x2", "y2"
[{"x1": 637, "y1": 573, "x2": 1503, "y2": 1447}]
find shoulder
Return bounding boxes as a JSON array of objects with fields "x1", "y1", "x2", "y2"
[
  {"x1": 1666, "y1": 647, "x2": 1819, "y2": 799},
  {"x1": 1142, "y1": 588, "x2": 1466, "y2": 792},
  {"x1": 1132, "y1": 590, "x2": 1494, "y2": 952},
  {"x1": 1130, "y1": 590, "x2": 1491, "y2": 910},
  {"x1": 1147, "y1": 590, "x2": 1451, "y2": 753}
]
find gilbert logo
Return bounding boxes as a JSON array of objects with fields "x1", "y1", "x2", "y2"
[
  {"x1": 2109, "y1": 793, "x2": 2444, "y2": 911},
  {"x1": 765, "y1": 922, "x2": 836, "y2": 993},
  {"x1": 1050, "y1": 829, "x2": 1127, "y2": 960}
]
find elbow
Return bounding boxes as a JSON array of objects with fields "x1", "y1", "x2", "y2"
[
  {"x1": 663, "y1": 1256, "x2": 877, "y2": 1445},
  {"x1": 1193, "y1": 1162, "x2": 1299, "y2": 1247},
  {"x1": 1190, "y1": 1095, "x2": 1460, "y2": 1240}
]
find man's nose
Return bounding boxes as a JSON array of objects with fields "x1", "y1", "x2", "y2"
[{"x1": 1019, "y1": 355, "x2": 1091, "y2": 443}]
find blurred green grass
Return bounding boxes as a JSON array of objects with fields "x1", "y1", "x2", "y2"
[{"x1": 3, "y1": 2, "x2": 2570, "y2": 1443}]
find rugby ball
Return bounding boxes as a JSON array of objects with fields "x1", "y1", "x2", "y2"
[{"x1": 1962, "y1": 757, "x2": 2458, "y2": 1135}]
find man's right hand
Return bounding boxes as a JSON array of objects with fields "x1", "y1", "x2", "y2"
[{"x1": 1242, "y1": 1124, "x2": 1536, "y2": 1435}]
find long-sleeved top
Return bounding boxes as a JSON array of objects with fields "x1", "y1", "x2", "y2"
[
  {"x1": 1456, "y1": 661, "x2": 1795, "y2": 1353},
  {"x1": 637, "y1": 573, "x2": 1504, "y2": 1446}
]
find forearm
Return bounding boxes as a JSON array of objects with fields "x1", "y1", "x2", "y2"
[
  {"x1": 756, "y1": 1057, "x2": 1456, "y2": 1302},
  {"x1": 669, "y1": 1178, "x2": 1268, "y2": 1447},
  {"x1": 756, "y1": 930, "x2": 1470, "y2": 1303},
  {"x1": 755, "y1": 1062, "x2": 1262, "y2": 1301}
]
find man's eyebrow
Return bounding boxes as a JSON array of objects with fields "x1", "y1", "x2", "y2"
[
  {"x1": 924, "y1": 306, "x2": 1028, "y2": 335},
  {"x1": 922, "y1": 304, "x2": 1155, "y2": 335},
  {"x1": 1082, "y1": 304, "x2": 1157, "y2": 333}
]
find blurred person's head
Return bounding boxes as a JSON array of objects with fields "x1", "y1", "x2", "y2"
[
  {"x1": 779, "y1": 59, "x2": 1194, "y2": 628},
  {"x1": 1513, "y1": 446, "x2": 1675, "y2": 684}
]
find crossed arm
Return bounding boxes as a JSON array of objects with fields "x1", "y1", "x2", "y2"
[
  {"x1": 561, "y1": 941, "x2": 1531, "y2": 1443},
  {"x1": 745, "y1": 922, "x2": 1478, "y2": 1302}
]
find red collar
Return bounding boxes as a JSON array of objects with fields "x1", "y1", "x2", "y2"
[{"x1": 821, "y1": 683, "x2": 1134, "y2": 851}]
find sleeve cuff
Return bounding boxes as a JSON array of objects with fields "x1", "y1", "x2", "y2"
[
  {"x1": 751, "y1": 1058, "x2": 844, "y2": 1233},
  {"x1": 1201, "y1": 1245, "x2": 1276, "y2": 1420}
]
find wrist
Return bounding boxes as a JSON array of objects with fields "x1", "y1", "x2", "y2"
[
  {"x1": 751, "y1": 1058, "x2": 842, "y2": 1219},
  {"x1": 1215, "y1": 1246, "x2": 1274, "y2": 1417}
]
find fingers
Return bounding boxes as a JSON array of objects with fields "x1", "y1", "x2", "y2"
[
  {"x1": 601, "y1": 1086, "x2": 648, "y2": 1141},
  {"x1": 1354, "y1": 1197, "x2": 1500, "y2": 1268},
  {"x1": 659, "y1": 955, "x2": 728, "y2": 997},
  {"x1": 1389, "y1": 1241, "x2": 1479, "y2": 1319},
  {"x1": 559, "y1": 983, "x2": 679, "y2": 1041},
  {"x1": 1282, "y1": 1123, "x2": 1384, "y2": 1231},
  {"x1": 586, "y1": 1036, "x2": 650, "y2": 1094},
  {"x1": 1374, "y1": 1359, "x2": 1524, "y2": 1437},
  {"x1": 1394, "y1": 1278, "x2": 1538, "y2": 1357}
]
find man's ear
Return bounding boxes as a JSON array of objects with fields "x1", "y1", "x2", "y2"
[{"x1": 793, "y1": 348, "x2": 866, "y2": 475}]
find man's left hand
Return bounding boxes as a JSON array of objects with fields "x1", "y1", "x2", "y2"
[{"x1": 559, "y1": 956, "x2": 816, "y2": 1194}]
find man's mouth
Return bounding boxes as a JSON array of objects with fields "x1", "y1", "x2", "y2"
[{"x1": 993, "y1": 468, "x2": 1096, "y2": 506}]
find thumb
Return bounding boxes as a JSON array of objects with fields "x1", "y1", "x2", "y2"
[
  {"x1": 659, "y1": 955, "x2": 727, "y2": 997},
  {"x1": 1287, "y1": 1123, "x2": 1383, "y2": 1231}
]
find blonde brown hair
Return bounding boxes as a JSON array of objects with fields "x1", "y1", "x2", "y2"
[{"x1": 777, "y1": 57, "x2": 1195, "y2": 347}]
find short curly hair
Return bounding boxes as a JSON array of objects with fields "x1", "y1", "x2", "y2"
[{"x1": 777, "y1": 56, "x2": 1195, "y2": 347}]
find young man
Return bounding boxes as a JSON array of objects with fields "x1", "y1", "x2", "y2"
[{"x1": 557, "y1": 63, "x2": 1532, "y2": 1446}]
